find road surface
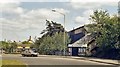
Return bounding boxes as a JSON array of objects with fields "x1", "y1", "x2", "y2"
[{"x1": 2, "y1": 54, "x2": 116, "y2": 67}]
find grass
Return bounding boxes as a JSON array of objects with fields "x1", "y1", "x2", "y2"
[
  {"x1": 2, "y1": 60, "x2": 27, "y2": 67},
  {"x1": 0, "y1": 60, "x2": 2, "y2": 67}
]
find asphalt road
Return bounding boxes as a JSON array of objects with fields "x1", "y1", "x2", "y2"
[{"x1": 1, "y1": 54, "x2": 116, "y2": 67}]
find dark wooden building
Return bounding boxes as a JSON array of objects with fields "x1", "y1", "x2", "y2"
[{"x1": 68, "y1": 26, "x2": 87, "y2": 56}]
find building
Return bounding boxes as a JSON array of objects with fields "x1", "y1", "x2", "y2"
[
  {"x1": 68, "y1": 26, "x2": 87, "y2": 44},
  {"x1": 17, "y1": 36, "x2": 34, "y2": 52},
  {"x1": 68, "y1": 26, "x2": 99, "y2": 56},
  {"x1": 68, "y1": 26, "x2": 87, "y2": 56}
]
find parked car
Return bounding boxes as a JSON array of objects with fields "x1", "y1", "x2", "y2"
[{"x1": 21, "y1": 49, "x2": 39, "y2": 57}]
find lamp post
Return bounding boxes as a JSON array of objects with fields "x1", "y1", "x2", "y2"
[{"x1": 52, "y1": 9, "x2": 66, "y2": 55}]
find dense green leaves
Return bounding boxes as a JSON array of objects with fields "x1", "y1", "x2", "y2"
[
  {"x1": 41, "y1": 20, "x2": 64, "y2": 36},
  {"x1": 0, "y1": 41, "x2": 17, "y2": 53},
  {"x1": 87, "y1": 10, "x2": 119, "y2": 48},
  {"x1": 35, "y1": 20, "x2": 70, "y2": 55},
  {"x1": 35, "y1": 32, "x2": 70, "y2": 55},
  {"x1": 86, "y1": 10, "x2": 120, "y2": 59},
  {"x1": 0, "y1": 41, "x2": 9, "y2": 49},
  {"x1": 90, "y1": 10, "x2": 110, "y2": 24}
]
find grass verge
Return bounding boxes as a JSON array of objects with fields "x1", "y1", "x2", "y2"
[
  {"x1": 2, "y1": 60, "x2": 26, "y2": 67},
  {"x1": 0, "y1": 60, "x2": 2, "y2": 67}
]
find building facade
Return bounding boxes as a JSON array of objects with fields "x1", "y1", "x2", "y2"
[{"x1": 68, "y1": 26, "x2": 87, "y2": 56}]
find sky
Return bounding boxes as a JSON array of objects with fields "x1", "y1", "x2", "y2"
[{"x1": 0, "y1": 0, "x2": 119, "y2": 41}]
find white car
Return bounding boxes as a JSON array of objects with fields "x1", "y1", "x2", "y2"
[{"x1": 21, "y1": 49, "x2": 39, "y2": 57}]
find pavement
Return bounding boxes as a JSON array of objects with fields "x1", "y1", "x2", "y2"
[
  {"x1": 35, "y1": 55, "x2": 120, "y2": 66},
  {"x1": 68, "y1": 56, "x2": 120, "y2": 65}
]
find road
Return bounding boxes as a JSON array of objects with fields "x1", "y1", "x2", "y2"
[{"x1": 1, "y1": 54, "x2": 116, "y2": 67}]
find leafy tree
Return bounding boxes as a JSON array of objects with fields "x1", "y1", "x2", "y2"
[
  {"x1": 87, "y1": 10, "x2": 119, "y2": 47},
  {"x1": 35, "y1": 32, "x2": 70, "y2": 55},
  {"x1": 41, "y1": 20, "x2": 64, "y2": 36},
  {"x1": 0, "y1": 41, "x2": 9, "y2": 50},
  {"x1": 35, "y1": 20, "x2": 70, "y2": 55},
  {"x1": 89, "y1": 10, "x2": 110, "y2": 24},
  {"x1": 86, "y1": 10, "x2": 120, "y2": 59},
  {"x1": 0, "y1": 41, "x2": 18, "y2": 53}
]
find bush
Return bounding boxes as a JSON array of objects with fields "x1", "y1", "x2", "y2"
[{"x1": 92, "y1": 47, "x2": 120, "y2": 59}]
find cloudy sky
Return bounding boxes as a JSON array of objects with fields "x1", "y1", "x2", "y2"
[{"x1": 0, "y1": 0, "x2": 118, "y2": 41}]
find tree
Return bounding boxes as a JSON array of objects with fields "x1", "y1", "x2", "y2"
[
  {"x1": 86, "y1": 9, "x2": 120, "y2": 59},
  {"x1": 0, "y1": 41, "x2": 11, "y2": 53},
  {"x1": 41, "y1": 20, "x2": 64, "y2": 36},
  {"x1": 0, "y1": 41, "x2": 9, "y2": 50},
  {"x1": 35, "y1": 20, "x2": 70, "y2": 55},
  {"x1": 0, "y1": 41, "x2": 18, "y2": 53},
  {"x1": 35, "y1": 32, "x2": 70, "y2": 55},
  {"x1": 89, "y1": 10, "x2": 110, "y2": 24},
  {"x1": 87, "y1": 10, "x2": 119, "y2": 47}
]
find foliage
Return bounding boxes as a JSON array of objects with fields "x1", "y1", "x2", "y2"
[
  {"x1": 86, "y1": 9, "x2": 120, "y2": 59},
  {"x1": 35, "y1": 20, "x2": 70, "y2": 55},
  {"x1": 41, "y1": 20, "x2": 64, "y2": 36},
  {"x1": 86, "y1": 10, "x2": 119, "y2": 48},
  {"x1": 0, "y1": 41, "x2": 9, "y2": 49},
  {"x1": 35, "y1": 32, "x2": 70, "y2": 55},
  {"x1": 89, "y1": 10, "x2": 110, "y2": 24},
  {"x1": 0, "y1": 41, "x2": 17, "y2": 53}
]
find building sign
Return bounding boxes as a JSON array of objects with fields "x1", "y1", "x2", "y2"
[{"x1": 17, "y1": 46, "x2": 23, "y2": 48}]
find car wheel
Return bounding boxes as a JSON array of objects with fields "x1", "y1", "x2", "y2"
[
  {"x1": 34, "y1": 55, "x2": 37, "y2": 57},
  {"x1": 31, "y1": 54, "x2": 34, "y2": 57},
  {"x1": 22, "y1": 54, "x2": 25, "y2": 57}
]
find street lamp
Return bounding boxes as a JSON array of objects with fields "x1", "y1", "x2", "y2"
[{"x1": 52, "y1": 9, "x2": 66, "y2": 56}]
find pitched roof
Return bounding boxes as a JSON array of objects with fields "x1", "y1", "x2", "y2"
[
  {"x1": 68, "y1": 26, "x2": 85, "y2": 33},
  {"x1": 68, "y1": 33, "x2": 94, "y2": 47}
]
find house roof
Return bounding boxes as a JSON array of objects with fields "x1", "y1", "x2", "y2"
[
  {"x1": 68, "y1": 33, "x2": 94, "y2": 47},
  {"x1": 68, "y1": 26, "x2": 88, "y2": 44},
  {"x1": 68, "y1": 26, "x2": 85, "y2": 33}
]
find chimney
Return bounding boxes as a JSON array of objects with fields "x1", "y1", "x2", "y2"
[{"x1": 28, "y1": 36, "x2": 32, "y2": 41}]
